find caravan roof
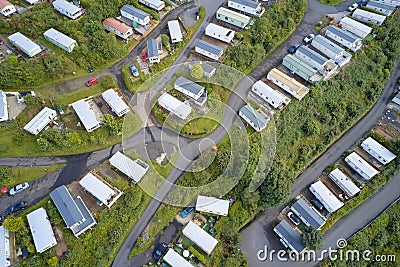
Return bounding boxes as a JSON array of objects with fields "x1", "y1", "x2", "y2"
[
  {"x1": 79, "y1": 173, "x2": 115, "y2": 205},
  {"x1": 328, "y1": 168, "x2": 360, "y2": 197},
  {"x1": 27, "y1": 208, "x2": 57, "y2": 253},
  {"x1": 309, "y1": 181, "x2": 344, "y2": 213},
  {"x1": 196, "y1": 196, "x2": 230, "y2": 216},
  {"x1": 182, "y1": 221, "x2": 218, "y2": 254}
]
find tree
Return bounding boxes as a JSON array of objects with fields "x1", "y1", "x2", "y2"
[
  {"x1": 3, "y1": 216, "x2": 25, "y2": 232},
  {"x1": 190, "y1": 63, "x2": 203, "y2": 80},
  {"x1": 47, "y1": 256, "x2": 58, "y2": 267},
  {"x1": 161, "y1": 34, "x2": 171, "y2": 52},
  {"x1": 102, "y1": 114, "x2": 122, "y2": 136},
  {"x1": 302, "y1": 225, "x2": 322, "y2": 250},
  {"x1": 302, "y1": 120, "x2": 321, "y2": 136}
]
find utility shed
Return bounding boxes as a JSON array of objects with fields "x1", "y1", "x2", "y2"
[
  {"x1": 27, "y1": 208, "x2": 57, "y2": 253},
  {"x1": 8, "y1": 32, "x2": 42, "y2": 57},
  {"x1": 290, "y1": 198, "x2": 326, "y2": 230},
  {"x1": 24, "y1": 107, "x2": 57, "y2": 135},
  {"x1": 163, "y1": 248, "x2": 193, "y2": 267},
  {"x1": 109, "y1": 151, "x2": 149, "y2": 183},
  {"x1": 71, "y1": 99, "x2": 101, "y2": 132},
  {"x1": 79, "y1": 173, "x2": 115, "y2": 207},
  {"x1": 282, "y1": 54, "x2": 324, "y2": 84},
  {"x1": 325, "y1": 26, "x2": 362, "y2": 52},
  {"x1": 273, "y1": 220, "x2": 306, "y2": 254},
  {"x1": 361, "y1": 137, "x2": 396, "y2": 165},
  {"x1": 139, "y1": 0, "x2": 165, "y2": 11},
  {"x1": 311, "y1": 35, "x2": 352, "y2": 67},
  {"x1": 294, "y1": 45, "x2": 338, "y2": 76},
  {"x1": 0, "y1": 0, "x2": 16, "y2": 17},
  {"x1": 194, "y1": 40, "x2": 224, "y2": 61},
  {"x1": 0, "y1": 90, "x2": 8, "y2": 122},
  {"x1": 168, "y1": 20, "x2": 183, "y2": 43},
  {"x1": 103, "y1": 18, "x2": 133, "y2": 42},
  {"x1": 50, "y1": 186, "x2": 96, "y2": 237},
  {"x1": 101, "y1": 89, "x2": 130, "y2": 117},
  {"x1": 182, "y1": 221, "x2": 218, "y2": 255},
  {"x1": 339, "y1": 17, "x2": 372, "y2": 39},
  {"x1": 174, "y1": 76, "x2": 205, "y2": 101},
  {"x1": 44, "y1": 28, "x2": 77, "y2": 52},
  {"x1": 352, "y1": 8, "x2": 386, "y2": 26},
  {"x1": 227, "y1": 0, "x2": 264, "y2": 17},
  {"x1": 366, "y1": 0, "x2": 396, "y2": 15},
  {"x1": 188, "y1": 60, "x2": 216, "y2": 78},
  {"x1": 328, "y1": 168, "x2": 360, "y2": 198},
  {"x1": 266, "y1": 68, "x2": 309, "y2": 100},
  {"x1": 52, "y1": 0, "x2": 83, "y2": 20},
  {"x1": 120, "y1": 5, "x2": 150, "y2": 26},
  {"x1": 239, "y1": 104, "x2": 270, "y2": 132},
  {"x1": 158, "y1": 92, "x2": 192, "y2": 120},
  {"x1": 0, "y1": 226, "x2": 11, "y2": 267},
  {"x1": 252, "y1": 80, "x2": 289, "y2": 109},
  {"x1": 196, "y1": 196, "x2": 230, "y2": 216},
  {"x1": 344, "y1": 152, "x2": 380, "y2": 180},
  {"x1": 309, "y1": 180, "x2": 344, "y2": 213},
  {"x1": 205, "y1": 23, "x2": 235, "y2": 43},
  {"x1": 147, "y1": 39, "x2": 160, "y2": 63},
  {"x1": 216, "y1": 7, "x2": 251, "y2": 28}
]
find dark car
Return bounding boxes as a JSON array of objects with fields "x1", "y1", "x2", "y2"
[
  {"x1": 5, "y1": 201, "x2": 27, "y2": 215},
  {"x1": 288, "y1": 44, "x2": 300, "y2": 54},
  {"x1": 153, "y1": 243, "x2": 167, "y2": 260},
  {"x1": 287, "y1": 211, "x2": 301, "y2": 225},
  {"x1": 310, "y1": 199, "x2": 324, "y2": 211},
  {"x1": 358, "y1": 0, "x2": 367, "y2": 6},
  {"x1": 180, "y1": 206, "x2": 194, "y2": 218},
  {"x1": 88, "y1": 67, "x2": 94, "y2": 73}
]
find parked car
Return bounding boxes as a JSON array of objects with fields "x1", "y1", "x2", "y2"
[
  {"x1": 141, "y1": 51, "x2": 148, "y2": 62},
  {"x1": 180, "y1": 206, "x2": 194, "y2": 218},
  {"x1": 88, "y1": 67, "x2": 94, "y2": 73},
  {"x1": 5, "y1": 201, "x2": 27, "y2": 215},
  {"x1": 310, "y1": 199, "x2": 324, "y2": 211},
  {"x1": 0, "y1": 39, "x2": 4, "y2": 45},
  {"x1": 303, "y1": 34, "x2": 315, "y2": 44},
  {"x1": 86, "y1": 78, "x2": 98, "y2": 87},
  {"x1": 358, "y1": 0, "x2": 367, "y2": 6},
  {"x1": 153, "y1": 243, "x2": 167, "y2": 260},
  {"x1": 9, "y1": 182, "x2": 29, "y2": 196},
  {"x1": 129, "y1": 65, "x2": 139, "y2": 77},
  {"x1": 288, "y1": 44, "x2": 301, "y2": 54},
  {"x1": 347, "y1": 3, "x2": 358, "y2": 11},
  {"x1": 287, "y1": 211, "x2": 301, "y2": 225}
]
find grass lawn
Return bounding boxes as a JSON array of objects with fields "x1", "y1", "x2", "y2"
[
  {"x1": 0, "y1": 164, "x2": 65, "y2": 189},
  {"x1": 318, "y1": 0, "x2": 345, "y2": 5}
]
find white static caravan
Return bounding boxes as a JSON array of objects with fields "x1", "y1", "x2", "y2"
[
  {"x1": 168, "y1": 20, "x2": 183, "y2": 43},
  {"x1": 147, "y1": 39, "x2": 160, "y2": 64},
  {"x1": 0, "y1": 226, "x2": 11, "y2": 267},
  {"x1": 361, "y1": 137, "x2": 396, "y2": 165},
  {"x1": 163, "y1": 249, "x2": 193, "y2": 267},
  {"x1": 52, "y1": 0, "x2": 83, "y2": 20},
  {"x1": 227, "y1": 0, "x2": 265, "y2": 17},
  {"x1": 373, "y1": 0, "x2": 400, "y2": 6},
  {"x1": 339, "y1": 17, "x2": 372, "y2": 39},
  {"x1": 252, "y1": 80, "x2": 289, "y2": 109},
  {"x1": 0, "y1": 90, "x2": 8, "y2": 122},
  {"x1": 274, "y1": 220, "x2": 306, "y2": 254},
  {"x1": 71, "y1": 100, "x2": 101, "y2": 132},
  {"x1": 79, "y1": 173, "x2": 120, "y2": 208},
  {"x1": 0, "y1": 0, "x2": 16, "y2": 17},
  {"x1": 328, "y1": 168, "x2": 360, "y2": 198},
  {"x1": 158, "y1": 93, "x2": 192, "y2": 120},
  {"x1": 196, "y1": 196, "x2": 230, "y2": 216},
  {"x1": 352, "y1": 9, "x2": 386, "y2": 26},
  {"x1": 44, "y1": 28, "x2": 77, "y2": 53},
  {"x1": 325, "y1": 26, "x2": 362, "y2": 52},
  {"x1": 24, "y1": 107, "x2": 57, "y2": 135},
  {"x1": 174, "y1": 76, "x2": 205, "y2": 104},
  {"x1": 194, "y1": 40, "x2": 224, "y2": 61},
  {"x1": 294, "y1": 45, "x2": 338, "y2": 76},
  {"x1": 27, "y1": 208, "x2": 57, "y2": 253},
  {"x1": 344, "y1": 152, "x2": 379, "y2": 180},
  {"x1": 205, "y1": 23, "x2": 235, "y2": 43},
  {"x1": 139, "y1": 0, "x2": 165, "y2": 11},
  {"x1": 120, "y1": 5, "x2": 150, "y2": 26},
  {"x1": 8, "y1": 32, "x2": 42, "y2": 58},
  {"x1": 239, "y1": 104, "x2": 270, "y2": 132},
  {"x1": 103, "y1": 18, "x2": 134, "y2": 42},
  {"x1": 266, "y1": 68, "x2": 310, "y2": 100},
  {"x1": 309, "y1": 180, "x2": 344, "y2": 213},
  {"x1": 366, "y1": 0, "x2": 396, "y2": 16},
  {"x1": 311, "y1": 35, "x2": 352, "y2": 67},
  {"x1": 101, "y1": 89, "x2": 130, "y2": 117},
  {"x1": 182, "y1": 221, "x2": 218, "y2": 255},
  {"x1": 109, "y1": 151, "x2": 149, "y2": 183}
]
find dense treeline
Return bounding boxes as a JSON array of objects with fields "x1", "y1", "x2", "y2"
[
  {"x1": 224, "y1": 0, "x2": 307, "y2": 73},
  {"x1": 0, "y1": 0, "x2": 161, "y2": 89}
]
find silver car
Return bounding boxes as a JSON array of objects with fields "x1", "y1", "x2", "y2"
[{"x1": 9, "y1": 182, "x2": 29, "y2": 196}]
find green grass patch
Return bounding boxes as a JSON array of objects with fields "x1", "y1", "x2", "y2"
[{"x1": 317, "y1": 0, "x2": 345, "y2": 5}]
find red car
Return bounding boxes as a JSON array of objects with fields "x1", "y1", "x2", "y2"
[
  {"x1": 86, "y1": 78, "x2": 98, "y2": 87},
  {"x1": 141, "y1": 51, "x2": 148, "y2": 62}
]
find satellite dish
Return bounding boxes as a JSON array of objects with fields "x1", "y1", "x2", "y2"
[{"x1": 183, "y1": 250, "x2": 190, "y2": 257}]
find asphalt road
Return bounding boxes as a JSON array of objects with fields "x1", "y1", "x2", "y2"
[{"x1": 240, "y1": 55, "x2": 400, "y2": 267}]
